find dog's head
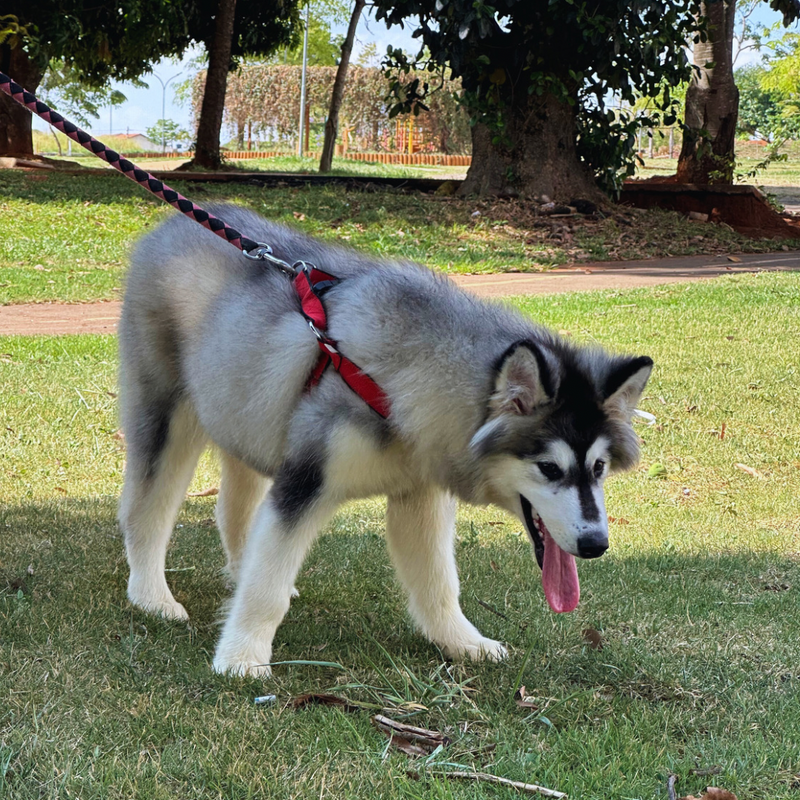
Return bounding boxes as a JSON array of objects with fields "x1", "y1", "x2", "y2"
[{"x1": 471, "y1": 339, "x2": 653, "y2": 613}]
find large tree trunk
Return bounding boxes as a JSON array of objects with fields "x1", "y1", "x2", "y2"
[
  {"x1": 0, "y1": 44, "x2": 47, "y2": 157},
  {"x1": 676, "y1": 0, "x2": 739, "y2": 184},
  {"x1": 187, "y1": 0, "x2": 238, "y2": 170},
  {"x1": 319, "y1": 0, "x2": 366, "y2": 173},
  {"x1": 458, "y1": 90, "x2": 602, "y2": 201}
]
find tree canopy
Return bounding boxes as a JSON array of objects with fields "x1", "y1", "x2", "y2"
[
  {"x1": 373, "y1": 0, "x2": 705, "y2": 197},
  {"x1": 0, "y1": 0, "x2": 301, "y2": 156}
]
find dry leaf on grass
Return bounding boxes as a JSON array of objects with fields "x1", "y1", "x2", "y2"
[
  {"x1": 187, "y1": 486, "x2": 219, "y2": 497},
  {"x1": 290, "y1": 693, "x2": 365, "y2": 713},
  {"x1": 679, "y1": 788, "x2": 737, "y2": 800},
  {"x1": 514, "y1": 685, "x2": 539, "y2": 709},
  {"x1": 582, "y1": 627, "x2": 604, "y2": 650}
]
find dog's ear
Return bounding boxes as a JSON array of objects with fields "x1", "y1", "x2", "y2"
[
  {"x1": 603, "y1": 356, "x2": 653, "y2": 420},
  {"x1": 489, "y1": 340, "x2": 558, "y2": 417}
]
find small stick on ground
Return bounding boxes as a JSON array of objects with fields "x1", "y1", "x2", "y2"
[
  {"x1": 667, "y1": 774, "x2": 677, "y2": 800},
  {"x1": 372, "y1": 714, "x2": 451, "y2": 750},
  {"x1": 475, "y1": 596, "x2": 509, "y2": 620},
  {"x1": 426, "y1": 770, "x2": 567, "y2": 798}
]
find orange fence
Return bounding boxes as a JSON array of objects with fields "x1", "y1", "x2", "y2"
[{"x1": 120, "y1": 150, "x2": 471, "y2": 167}]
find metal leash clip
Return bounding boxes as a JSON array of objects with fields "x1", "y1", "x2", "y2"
[{"x1": 243, "y1": 242, "x2": 298, "y2": 277}]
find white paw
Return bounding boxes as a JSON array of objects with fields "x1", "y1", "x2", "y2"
[
  {"x1": 446, "y1": 637, "x2": 509, "y2": 662},
  {"x1": 128, "y1": 580, "x2": 189, "y2": 621},
  {"x1": 290, "y1": 585, "x2": 300, "y2": 599},
  {"x1": 129, "y1": 594, "x2": 189, "y2": 622},
  {"x1": 213, "y1": 630, "x2": 275, "y2": 678}
]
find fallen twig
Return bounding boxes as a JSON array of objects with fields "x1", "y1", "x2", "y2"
[
  {"x1": 427, "y1": 770, "x2": 567, "y2": 798},
  {"x1": 668, "y1": 774, "x2": 677, "y2": 800},
  {"x1": 475, "y1": 596, "x2": 509, "y2": 620},
  {"x1": 372, "y1": 714, "x2": 450, "y2": 752},
  {"x1": 734, "y1": 463, "x2": 762, "y2": 479}
]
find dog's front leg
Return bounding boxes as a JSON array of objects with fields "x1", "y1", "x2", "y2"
[
  {"x1": 386, "y1": 486, "x2": 508, "y2": 662},
  {"x1": 212, "y1": 459, "x2": 337, "y2": 678}
]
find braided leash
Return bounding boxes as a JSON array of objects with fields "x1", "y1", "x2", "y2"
[
  {"x1": 0, "y1": 70, "x2": 294, "y2": 271},
  {"x1": 1, "y1": 69, "x2": 391, "y2": 415}
]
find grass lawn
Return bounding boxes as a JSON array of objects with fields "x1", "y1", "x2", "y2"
[
  {"x1": 2, "y1": 169, "x2": 799, "y2": 306},
  {"x1": 2, "y1": 274, "x2": 799, "y2": 799}
]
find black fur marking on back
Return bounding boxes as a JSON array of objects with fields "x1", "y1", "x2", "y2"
[{"x1": 272, "y1": 452, "x2": 324, "y2": 525}]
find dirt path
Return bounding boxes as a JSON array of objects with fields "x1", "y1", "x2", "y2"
[{"x1": 2, "y1": 251, "x2": 799, "y2": 336}]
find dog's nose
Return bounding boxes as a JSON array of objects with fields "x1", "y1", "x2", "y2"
[{"x1": 577, "y1": 533, "x2": 609, "y2": 559}]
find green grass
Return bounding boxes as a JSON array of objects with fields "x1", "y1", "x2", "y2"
[
  {"x1": 44, "y1": 150, "x2": 467, "y2": 180},
  {"x1": 3, "y1": 169, "x2": 799, "y2": 306},
  {"x1": 2, "y1": 274, "x2": 800, "y2": 799}
]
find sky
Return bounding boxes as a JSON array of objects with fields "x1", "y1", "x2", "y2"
[{"x1": 30, "y1": 3, "x2": 796, "y2": 140}]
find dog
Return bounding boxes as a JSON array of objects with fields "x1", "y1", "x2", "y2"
[{"x1": 118, "y1": 204, "x2": 652, "y2": 677}]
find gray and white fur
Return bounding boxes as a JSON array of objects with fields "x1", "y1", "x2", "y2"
[{"x1": 118, "y1": 204, "x2": 652, "y2": 676}]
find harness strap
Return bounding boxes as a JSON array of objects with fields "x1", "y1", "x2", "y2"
[{"x1": 294, "y1": 268, "x2": 391, "y2": 420}]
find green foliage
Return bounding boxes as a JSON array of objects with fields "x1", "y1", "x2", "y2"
[
  {"x1": 759, "y1": 31, "x2": 800, "y2": 141},
  {"x1": 144, "y1": 119, "x2": 192, "y2": 150},
  {"x1": 193, "y1": 64, "x2": 471, "y2": 154},
  {"x1": 736, "y1": 65, "x2": 782, "y2": 140},
  {"x1": 38, "y1": 60, "x2": 127, "y2": 129},
  {"x1": 0, "y1": 13, "x2": 31, "y2": 47},
  {"x1": 273, "y1": 14, "x2": 344, "y2": 66},
  {"x1": 3, "y1": 0, "x2": 302, "y2": 90},
  {"x1": 373, "y1": 0, "x2": 705, "y2": 188}
]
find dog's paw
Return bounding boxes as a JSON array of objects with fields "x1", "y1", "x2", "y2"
[
  {"x1": 447, "y1": 637, "x2": 508, "y2": 663},
  {"x1": 128, "y1": 585, "x2": 189, "y2": 622},
  {"x1": 290, "y1": 585, "x2": 300, "y2": 599},
  {"x1": 212, "y1": 632, "x2": 275, "y2": 678}
]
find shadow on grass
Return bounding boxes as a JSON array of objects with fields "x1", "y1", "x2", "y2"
[
  {"x1": 3, "y1": 495, "x2": 799, "y2": 679},
  {"x1": 2, "y1": 496, "x2": 800, "y2": 799}
]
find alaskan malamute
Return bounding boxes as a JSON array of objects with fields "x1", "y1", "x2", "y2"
[{"x1": 118, "y1": 204, "x2": 652, "y2": 676}]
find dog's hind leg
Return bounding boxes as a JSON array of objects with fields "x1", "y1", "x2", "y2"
[
  {"x1": 119, "y1": 400, "x2": 207, "y2": 621},
  {"x1": 386, "y1": 486, "x2": 508, "y2": 662},
  {"x1": 215, "y1": 451, "x2": 270, "y2": 583}
]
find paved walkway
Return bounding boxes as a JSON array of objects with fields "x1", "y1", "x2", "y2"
[{"x1": 1, "y1": 250, "x2": 799, "y2": 336}]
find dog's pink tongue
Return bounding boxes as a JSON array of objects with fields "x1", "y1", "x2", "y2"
[{"x1": 541, "y1": 526, "x2": 580, "y2": 613}]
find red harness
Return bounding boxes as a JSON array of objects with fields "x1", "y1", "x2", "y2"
[{"x1": 294, "y1": 267, "x2": 391, "y2": 419}]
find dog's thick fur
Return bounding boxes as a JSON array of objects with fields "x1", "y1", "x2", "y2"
[{"x1": 119, "y1": 204, "x2": 652, "y2": 676}]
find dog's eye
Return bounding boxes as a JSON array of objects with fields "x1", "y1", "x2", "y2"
[
  {"x1": 593, "y1": 459, "x2": 606, "y2": 479},
  {"x1": 537, "y1": 462, "x2": 564, "y2": 481}
]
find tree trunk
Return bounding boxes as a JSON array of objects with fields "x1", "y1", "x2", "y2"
[
  {"x1": 0, "y1": 44, "x2": 47, "y2": 157},
  {"x1": 459, "y1": 90, "x2": 602, "y2": 201},
  {"x1": 676, "y1": 0, "x2": 739, "y2": 184},
  {"x1": 188, "y1": 0, "x2": 238, "y2": 170},
  {"x1": 319, "y1": 0, "x2": 366, "y2": 173}
]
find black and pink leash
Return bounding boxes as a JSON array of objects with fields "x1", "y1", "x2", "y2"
[
  {"x1": 0, "y1": 69, "x2": 291, "y2": 272},
  {"x1": 0, "y1": 69, "x2": 391, "y2": 417}
]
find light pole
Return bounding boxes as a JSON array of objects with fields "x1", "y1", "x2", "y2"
[
  {"x1": 151, "y1": 71, "x2": 182, "y2": 152},
  {"x1": 297, "y1": 2, "x2": 310, "y2": 157}
]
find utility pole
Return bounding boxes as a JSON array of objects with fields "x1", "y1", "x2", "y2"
[
  {"x1": 152, "y1": 71, "x2": 182, "y2": 152},
  {"x1": 298, "y1": 1, "x2": 310, "y2": 157}
]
